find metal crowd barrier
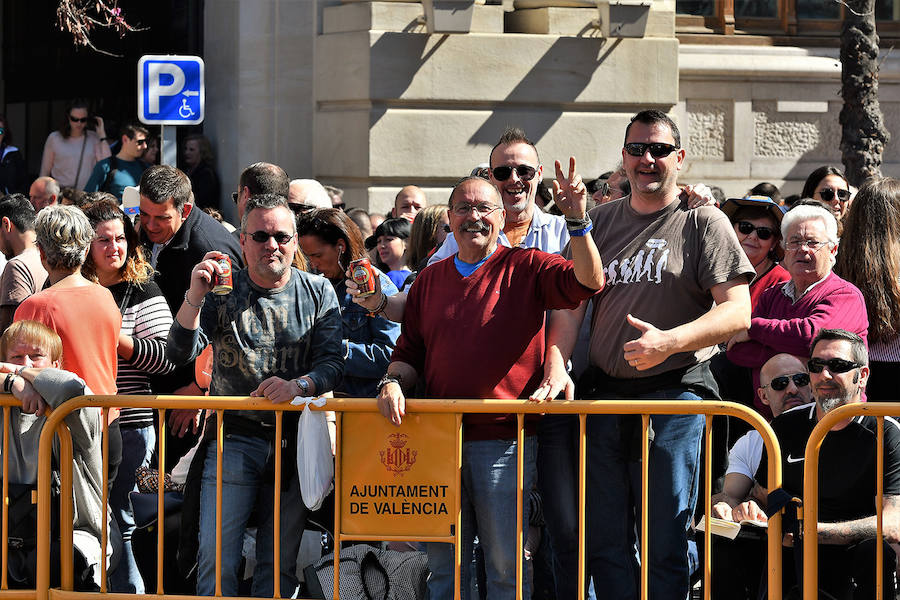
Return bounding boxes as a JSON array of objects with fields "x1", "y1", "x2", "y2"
[
  {"x1": 801, "y1": 401, "x2": 900, "y2": 600},
  {"x1": 0, "y1": 394, "x2": 785, "y2": 600}
]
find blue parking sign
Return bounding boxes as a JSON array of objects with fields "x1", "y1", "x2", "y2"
[{"x1": 138, "y1": 55, "x2": 205, "y2": 125}]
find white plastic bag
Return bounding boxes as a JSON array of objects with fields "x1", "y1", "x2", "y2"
[{"x1": 294, "y1": 396, "x2": 334, "y2": 510}]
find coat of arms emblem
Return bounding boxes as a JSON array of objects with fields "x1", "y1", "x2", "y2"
[{"x1": 380, "y1": 433, "x2": 418, "y2": 476}]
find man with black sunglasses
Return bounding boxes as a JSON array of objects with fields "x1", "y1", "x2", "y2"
[
  {"x1": 753, "y1": 329, "x2": 900, "y2": 598},
  {"x1": 705, "y1": 353, "x2": 811, "y2": 599},
  {"x1": 541, "y1": 109, "x2": 755, "y2": 599},
  {"x1": 168, "y1": 193, "x2": 343, "y2": 597}
]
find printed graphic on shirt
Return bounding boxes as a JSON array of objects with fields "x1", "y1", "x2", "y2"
[{"x1": 604, "y1": 238, "x2": 670, "y2": 286}]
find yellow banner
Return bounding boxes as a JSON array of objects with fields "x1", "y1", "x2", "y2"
[{"x1": 340, "y1": 412, "x2": 457, "y2": 537}]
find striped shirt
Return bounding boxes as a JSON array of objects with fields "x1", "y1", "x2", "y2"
[{"x1": 108, "y1": 279, "x2": 175, "y2": 428}]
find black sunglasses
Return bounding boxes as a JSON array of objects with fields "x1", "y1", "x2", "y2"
[
  {"x1": 624, "y1": 142, "x2": 678, "y2": 158},
  {"x1": 491, "y1": 164, "x2": 537, "y2": 182},
  {"x1": 807, "y1": 357, "x2": 862, "y2": 374},
  {"x1": 69, "y1": 115, "x2": 89, "y2": 123},
  {"x1": 736, "y1": 221, "x2": 776, "y2": 241},
  {"x1": 247, "y1": 230, "x2": 294, "y2": 244},
  {"x1": 818, "y1": 188, "x2": 851, "y2": 203},
  {"x1": 765, "y1": 373, "x2": 810, "y2": 391}
]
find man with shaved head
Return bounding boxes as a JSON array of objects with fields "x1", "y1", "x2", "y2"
[
  {"x1": 392, "y1": 185, "x2": 426, "y2": 222},
  {"x1": 707, "y1": 353, "x2": 811, "y2": 599}
]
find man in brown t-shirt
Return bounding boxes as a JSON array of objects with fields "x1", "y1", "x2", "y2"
[
  {"x1": 0, "y1": 194, "x2": 48, "y2": 333},
  {"x1": 541, "y1": 110, "x2": 754, "y2": 599}
]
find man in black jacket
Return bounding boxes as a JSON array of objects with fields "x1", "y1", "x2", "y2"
[{"x1": 138, "y1": 165, "x2": 243, "y2": 452}]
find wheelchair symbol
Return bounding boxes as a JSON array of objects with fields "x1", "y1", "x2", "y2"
[{"x1": 179, "y1": 98, "x2": 195, "y2": 118}]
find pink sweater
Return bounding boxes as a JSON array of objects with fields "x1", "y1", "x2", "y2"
[{"x1": 727, "y1": 272, "x2": 868, "y2": 417}]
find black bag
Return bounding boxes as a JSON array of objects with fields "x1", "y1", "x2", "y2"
[{"x1": 3, "y1": 476, "x2": 97, "y2": 591}]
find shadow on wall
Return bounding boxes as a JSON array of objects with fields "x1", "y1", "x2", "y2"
[{"x1": 365, "y1": 32, "x2": 621, "y2": 146}]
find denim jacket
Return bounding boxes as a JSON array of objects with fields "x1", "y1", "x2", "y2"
[{"x1": 334, "y1": 272, "x2": 401, "y2": 398}]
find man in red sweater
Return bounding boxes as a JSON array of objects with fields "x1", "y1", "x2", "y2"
[{"x1": 376, "y1": 168, "x2": 604, "y2": 599}]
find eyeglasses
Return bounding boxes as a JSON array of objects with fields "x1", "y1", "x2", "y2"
[
  {"x1": 764, "y1": 372, "x2": 810, "y2": 391},
  {"x1": 784, "y1": 239, "x2": 832, "y2": 252},
  {"x1": 623, "y1": 142, "x2": 679, "y2": 158},
  {"x1": 736, "y1": 221, "x2": 776, "y2": 241},
  {"x1": 818, "y1": 188, "x2": 851, "y2": 203},
  {"x1": 246, "y1": 230, "x2": 295, "y2": 244},
  {"x1": 451, "y1": 203, "x2": 501, "y2": 217},
  {"x1": 490, "y1": 164, "x2": 537, "y2": 182},
  {"x1": 231, "y1": 191, "x2": 240, "y2": 204},
  {"x1": 807, "y1": 357, "x2": 862, "y2": 374},
  {"x1": 69, "y1": 115, "x2": 89, "y2": 123}
]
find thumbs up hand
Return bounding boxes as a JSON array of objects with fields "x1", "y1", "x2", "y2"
[{"x1": 622, "y1": 313, "x2": 676, "y2": 371}]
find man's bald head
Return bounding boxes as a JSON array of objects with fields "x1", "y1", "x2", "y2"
[
  {"x1": 758, "y1": 353, "x2": 812, "y2": 418},
  {"x1": 393, "y1": 185, "x2": 426, "y2": 222}
]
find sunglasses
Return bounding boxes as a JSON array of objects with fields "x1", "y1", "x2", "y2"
[
  {"x1": 765, "y1": 372, "x2": 810, "y2": 391},
  {"x1": 807, "y1": 357, "x2": 862, "y2": 374},
  {"x1": 133, "y1": 138, "x2": 148, "y2": 146},
  {"x1": 818, "y1": 188, "x2": 851, "y2": 203},
  {"x1": 246, "y1": 230, "x2": 294, "y2": 244},
  {"x1": 623, "y1": 142, "x2": 678, "y2": 158},
  {"x1": 491, "y1": 164, "x2": 537, "y2": 182},
  {"x1": 69, "y1": 115, "x2": 89, "y2": 123},
  {"x1": 736, "y1": 221, "x2": 776, "y2": 240},
  {"x1": 0, "y1": 128, "x2": 5, "y2": 136}
]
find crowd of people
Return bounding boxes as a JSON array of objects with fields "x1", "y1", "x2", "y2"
[{"x1": 0, "y1": 103, "x2": 897, "y2": 600}]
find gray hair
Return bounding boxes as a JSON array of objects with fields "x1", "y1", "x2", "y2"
[
  {"x1": 781, "y1": 204, "x2": 838, "y2": 245},
  {"x1": 240, "y1": 194, "x2": 294, "y2": 233},
  {"x1": 35, "y1": 205, "x2": 94, "y2": 270},
  {"x1": 41, "y1": 177, "x2": 61, "y2": 199}
]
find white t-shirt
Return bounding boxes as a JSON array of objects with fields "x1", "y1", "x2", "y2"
[{"x1": 726, "y1": 430, "x2": 765, "y2": 479}]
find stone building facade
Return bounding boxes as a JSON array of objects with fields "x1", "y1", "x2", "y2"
[{"x1": 197, "y1": 1, "x2": 900, "y2": 214}]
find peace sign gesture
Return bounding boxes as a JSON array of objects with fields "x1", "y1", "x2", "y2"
[{"x1": 552, "y1": 156, "x2": 588, "y2": 220}]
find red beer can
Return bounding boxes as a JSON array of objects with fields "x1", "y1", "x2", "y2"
[
  {"x1": 350, "y1": 257, "x2": 376, "y2": 297},
  {"x1": 213, "y1": 255, "x2": 233, "y2": 295}
]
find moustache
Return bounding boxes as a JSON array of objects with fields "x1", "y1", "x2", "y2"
[{"x1": 460, "y1": 220, "x2": 490, "y2": 234}]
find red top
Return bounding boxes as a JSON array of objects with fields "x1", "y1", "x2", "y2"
[
  {"x1": 749, "y1": 262, "x2": 790, "y2": 309},
  {"x1": 15, "y1": 284, "x2": 121, "y2": 395},
  {"x1": 392, "y1": 246, "x2": 597, "y2": 440}
]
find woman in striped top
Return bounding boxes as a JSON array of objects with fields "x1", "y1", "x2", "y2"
[{"x1": 82, "y1": 196, "x2": 175, "y2": 593}]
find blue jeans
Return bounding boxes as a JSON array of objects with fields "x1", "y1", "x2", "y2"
[
  {"x1": 197, "y1": 434, "x2": 308, "y2": 597},
  {"x1": 109, "y1": 425, "x2": 155, "y2": 593},
  {"x1": 586, "y1": 389, "x2": 704, "y2": 600},
  {"x1": 427, "y1": 437, "x2": 536, "y2": 600},
  {"x1": 537, "y1": 415, "x2": 597, "y2": 600}
]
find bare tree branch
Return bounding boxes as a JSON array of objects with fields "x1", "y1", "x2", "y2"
[{"x1": 56, "y1": 0, "x2": 146, "y2": 57}]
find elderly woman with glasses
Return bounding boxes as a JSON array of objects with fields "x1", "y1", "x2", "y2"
[{"x1": 726, "y1": 203, "x2": 869, "y2": 419}]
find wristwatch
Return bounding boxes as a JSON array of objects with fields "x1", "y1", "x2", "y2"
[
  {"x1": 295, "y1": 378, "x2": 310, "y2": 396},
  {"x1": 376, "y1": 374, "x2": 402, "y2": 394}
]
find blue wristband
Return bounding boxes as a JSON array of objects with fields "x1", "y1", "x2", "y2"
[{"x1": 568, "y1": 221, "x2": 593, "y2": 237}]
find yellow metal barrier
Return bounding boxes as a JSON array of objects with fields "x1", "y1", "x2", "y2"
[
  {"x1": 802, "y1": 401, "x2": 900, "y2": 600},
  {"x1": 23, "y1": 395, "x2": 784, "y2": 600}
]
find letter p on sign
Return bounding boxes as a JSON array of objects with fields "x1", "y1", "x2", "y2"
[{"x1": 138, "y1": 55, "x2": 205, "y2": 125}]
